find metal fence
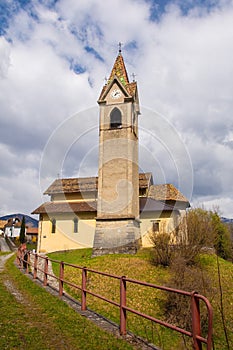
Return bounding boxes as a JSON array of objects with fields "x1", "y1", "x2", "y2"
[{"x1": 17, "y1": 248, "x2": 213, "y2": 350}]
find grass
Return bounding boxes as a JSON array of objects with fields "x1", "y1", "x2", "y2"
[
  {"x1": 0, "y1": 253, "x2": 135, "y2": 350},
  {"x1": 0, "y1": 251, "x2": 10, "y2": 256},
  {"x1": 199, "y1": 254, "x2": 233, "y2": 349},
  {"x1": 48, "y1": 249, "x2": 190, "y2": 349},
  {"x1": 48, "y1": 248, "x2": 233, "y2": 350}
]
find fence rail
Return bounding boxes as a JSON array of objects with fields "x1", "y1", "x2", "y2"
[{"x1": 17, "y1": 247, "x2": 213, "y2": 350}]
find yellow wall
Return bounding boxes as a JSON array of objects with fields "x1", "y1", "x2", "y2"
[
  {"x1": 38, "y1": 213, "x2": 95, "y2": 253},
  {"x1": 37, "y1": 210, "x2": 187, "y2": 253},
  {"x1": 140, "y1": 210, "x2": 185, "y2": 248}
]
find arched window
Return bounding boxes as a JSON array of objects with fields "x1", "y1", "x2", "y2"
[
  {"x1": 73, "y1": 217, "x2": 78, "y2": 233},
  {"x1": 110, "y1": 108, "x2": 122, "y2": 129},
  {"x1": 51, "y1": 219, "x2": 56, "y2": 234}
]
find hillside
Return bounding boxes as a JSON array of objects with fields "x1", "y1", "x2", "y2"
[
  {"x1": 221, "y1": 216, "x2": 233, "y2": 224},
  {"x1": 48, "y1": 248, "x2": 233, "y2": 350}
]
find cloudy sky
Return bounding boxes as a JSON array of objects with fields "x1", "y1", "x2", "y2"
[{"x1": 0, "y1": 0, "x2": 233, "y2": 219}]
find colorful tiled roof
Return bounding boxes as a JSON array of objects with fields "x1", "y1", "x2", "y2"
[
  {"x1": 108, "y1": 53, "x2": 129, "y2": 86},
  {"x1": 98, "y1": 53, "x2": 137, "y2": 101}
]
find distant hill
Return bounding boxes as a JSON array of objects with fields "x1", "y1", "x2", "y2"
[
  {"x1": 0, "y1": 213, "x2": 38, "y2": 228},
  {"x1": 221, "y1": 217, "x2": 233, "y2": 224}
]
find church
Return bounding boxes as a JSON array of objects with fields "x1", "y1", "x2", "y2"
[{"x1": 32, "y1": 48, "x2": 190, "y2": 254}]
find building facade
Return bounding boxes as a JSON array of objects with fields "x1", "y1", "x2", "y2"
[{"x1": 33, "y1": 50, "x2": 190, "y2": 254}]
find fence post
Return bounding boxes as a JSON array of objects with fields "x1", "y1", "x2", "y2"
[
  {"x1": 59, "y1": 261, "x2": 64, "y2": 296},
  {"x1": 33, "y1": 253, "x2": 38, "y2": 279},
  {"x1": 26, "y1": 252, "x2": 30, "y2": 274},
  {"x1": 81, "y1": 267, "x2": 87, "y2": 311},
  {"x1": 16, "y1": 248, "x2": 21, "y2": 266},
  {"x1": 44, "y1": 257, "x2": 48, "y2": 286},
  {"x1": 120, "y1": 276, "x2": 127, "y2": 335},
  {"x1": 191, "y1": 291, "x2": 202, "y2": 350}
]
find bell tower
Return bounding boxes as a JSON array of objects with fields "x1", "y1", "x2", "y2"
[{"x1": 92, "y1": 47, "x2": 141, "y2": 256}]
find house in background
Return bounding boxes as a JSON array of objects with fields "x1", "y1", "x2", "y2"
[
  {"x1": 32, "y1": 49, "x2": 190, "y2": 254},
  {"x1": 26, "y1": 227, "x2": 38, "y2": 242},
  {"x1": 4, "y1": 216, "x2": 38, "y2": 242},
  {"x1": 4, "y1": 217, "x2": 22, "y2": 238},
  {"x1": 0, "y1": 220, "x2": 7, "y2": 235}
]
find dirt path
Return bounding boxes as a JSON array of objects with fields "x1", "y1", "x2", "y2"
[{"x1": 0, "y1": 236, "x2": 11, "y2": 252}]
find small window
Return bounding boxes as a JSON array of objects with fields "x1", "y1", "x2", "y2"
[
  {"x1": 110, "y1": 107, "x2": 122, "y2": 129},
  {"x1": 74, "y1": 218, "x2": 78, "y2": 233},
  {"x1": 152, "y1": 221, "x2": 159, "y2": 233},
  {"x1": 51, "y1": 219, "x2": 56, "y2": 234}
]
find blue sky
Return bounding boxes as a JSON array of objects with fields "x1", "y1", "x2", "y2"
[{"x1": 0, "y1": 0, "x2": 233, "y2": 217}]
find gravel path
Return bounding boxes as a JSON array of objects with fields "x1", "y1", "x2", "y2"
[
  {"x1": 29, "y1": 253, "x2": 59, "y2": 290},
  {"x1": 0, "y1": 236, "x2": 11, "y2": 252},
  {"x1": 0, "y1": 252, "x2": 14, "y2": 272}
]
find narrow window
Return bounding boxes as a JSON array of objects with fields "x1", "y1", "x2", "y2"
[
  {"x1": 51, "y1": 219, "x2": 56, "y2": 234},
  {"x1": 74, "y1": 217, "x2": 78, "y2": 233},
  {"x1": 110, "y1": 107, "x2": 122, "y2": 129},
  {"x1": 152, "y1": 221, "x2": 159, "y2": 233}
]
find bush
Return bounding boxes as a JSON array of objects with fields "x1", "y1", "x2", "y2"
[
  {"x1": 164, "y1": 258, "x2": 214, "y2": 333},
  {"x1": 150, "y1": 208, "x2": 232, "y2": 268},
  {"x1": 150, "y1": 232, "x2": 173, "y2": 267}
]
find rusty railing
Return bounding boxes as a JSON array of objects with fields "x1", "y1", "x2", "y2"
[{"x1": 17, "y1": 248, "x2": 213, "y2": 350}]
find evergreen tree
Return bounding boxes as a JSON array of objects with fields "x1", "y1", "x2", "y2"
[{"x1": 19, "y1": 216, "x2": 26, "y2": 244}]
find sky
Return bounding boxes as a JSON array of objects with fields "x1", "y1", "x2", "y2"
[{"x1": 0, "y1": 0, "x2": 233, "y2": 219}]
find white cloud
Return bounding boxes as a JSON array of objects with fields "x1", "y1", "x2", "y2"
[
  {"x1": 0, "y1": 37, "x2": 11, "y2": 78},
  {"x1": 0, "y1": 0, "x2": 233, "y2": 218}
]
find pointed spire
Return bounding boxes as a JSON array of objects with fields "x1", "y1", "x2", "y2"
[
  {"x1": 108, "y1": 46, "x2": 129, "y2": 86},
  {"x1": 98, "y1": 45, "x2": 138, "y2": 101}
]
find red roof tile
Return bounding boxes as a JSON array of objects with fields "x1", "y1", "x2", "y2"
[{"x1": 26, "y1": 227, "x2": 38, "y2": 235}]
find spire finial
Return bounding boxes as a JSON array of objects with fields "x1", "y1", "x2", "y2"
[{"x1": 118, "y1": 42, "x2": 122, "y2": 54}]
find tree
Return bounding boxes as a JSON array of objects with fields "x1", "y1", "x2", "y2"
[
  {"x1": 19, "y1": 216, "x2": 26, "y2": 244},
  {"x1": 211, "y1": 211, "x2": 232, "y2": 260}
]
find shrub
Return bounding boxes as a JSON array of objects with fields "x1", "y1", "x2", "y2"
[
  {"x1": 164, "y1": 258, "x2": 214, "y2": 333},
  {"x1": 150, "y1": 232, "x2": 173, "y2": 267}
]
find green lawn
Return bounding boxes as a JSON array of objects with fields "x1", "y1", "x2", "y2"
[
  {"x1": 48, "y1": 248, "x2": 233, "y2": 350},
  {"x1": 0, "y1": 254, "x2": 135, "y2": 350},
  {"x1": 48, "y1": 249, "x2": 190, "y2": 349},
  {"x1": 4, "y1": 248, "x2": 232, "y2": 349}
]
